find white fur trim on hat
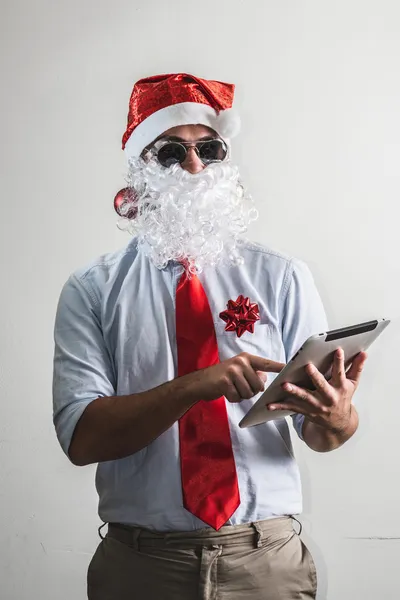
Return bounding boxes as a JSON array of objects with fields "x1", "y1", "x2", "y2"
[{"x1": 124, "y1": 102, "x2": 241, "y2": 159}]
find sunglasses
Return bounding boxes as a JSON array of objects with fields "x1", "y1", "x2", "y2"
[{"x1": 147, "y1": 138, "x2": 228, "y2": 168}]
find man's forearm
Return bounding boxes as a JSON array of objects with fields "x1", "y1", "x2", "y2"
[
  {"x1": 68, "y1": 371, "x2": 205, "y2": 466},
  {"x1": 67, "y1": 353, "x2": 283, "y2": 466},
  {"x1": 302, "y1": 406, "x2": 359, "y2": 452}
]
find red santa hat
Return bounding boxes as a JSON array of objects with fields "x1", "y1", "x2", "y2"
[{"x1": 122, "y1": 73, "x2": 241, "y2": 159}]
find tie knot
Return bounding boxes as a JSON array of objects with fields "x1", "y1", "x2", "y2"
[{"x1": 180, "y1": 259, "x2": 197, "y2": 278}]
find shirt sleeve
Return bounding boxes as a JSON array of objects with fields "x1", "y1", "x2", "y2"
[
  {"x1": 52, "y1": 274, "x2": 116, "y2": 458},
  {"x1": 281, "y1": 259, "x2": 329, "y2": 440}
]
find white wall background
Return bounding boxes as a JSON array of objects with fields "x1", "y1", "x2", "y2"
[{"x1": 1, "y1": 1, "x2": 399, "y2": 598}]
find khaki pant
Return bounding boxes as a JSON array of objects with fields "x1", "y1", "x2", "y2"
[{"x1": 87, "y1": 517, "x2": 317, "y2": 600}]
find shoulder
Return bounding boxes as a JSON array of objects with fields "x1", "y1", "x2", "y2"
[
  {"x1": 240, "y1": 239, "x2": 295, "y2": 266},
  {"x1": 239, "y1": 240, "x2": 310, "y2": 289},
  {"x1": 74, "y1": 238, "x2": 139, "y2": 278},
  {"x1": 63, "y1": 238, "x2": 140, "y2": 305}
]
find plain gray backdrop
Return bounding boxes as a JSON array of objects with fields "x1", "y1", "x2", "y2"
[{"x1": 0, "y1": 1, "x2": 399, "y2": 598}]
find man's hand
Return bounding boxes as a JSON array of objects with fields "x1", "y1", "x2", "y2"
[
  {"x1": 196, "y1": 353, "x2": 285, "y2": 404},
  {"x1": 267, "y1": 347, "x2": 368, "y2": 451}
]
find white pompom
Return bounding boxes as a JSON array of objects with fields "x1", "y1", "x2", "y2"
[{"x1": 215, "y1": 109, "x2": 241, "y2": 139}]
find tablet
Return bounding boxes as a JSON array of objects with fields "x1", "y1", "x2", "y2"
[{"x1": 239, "y1": 318, "x2": 390, "y2": 429}]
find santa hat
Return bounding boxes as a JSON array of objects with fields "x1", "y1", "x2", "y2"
[{"x1": 122, "y1": 73, "x2": 241, "y2": 159}]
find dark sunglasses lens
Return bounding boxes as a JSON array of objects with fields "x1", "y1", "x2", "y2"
[
  {"x1": 199, "y1": 140, "x2": 227, "y2": 163},
  {"x1": 157, "y1": 143, "x2": 186, "y2": 167}
]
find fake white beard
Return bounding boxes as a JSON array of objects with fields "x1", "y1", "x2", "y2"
[{"x1": 117, "y1": 157, "x2": 258, "y2": 273}]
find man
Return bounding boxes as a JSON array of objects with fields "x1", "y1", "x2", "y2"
[{"x1": 53, "y1": 73, "x2": 366, "y2": 600}]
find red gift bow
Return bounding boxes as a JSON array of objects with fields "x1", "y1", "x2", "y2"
[{"x1": 219, "y1": 295, "x2": 260, "y2": 337}]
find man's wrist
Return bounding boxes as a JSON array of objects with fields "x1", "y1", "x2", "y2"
[
  {"x1": 333, "y1": 405, "x2": 358, "y2": 438},
  {"x1": 302, "y1": 406, "x2": 359, "y2": 452},
  {"x1": 324, "y1": 405, "x2": 356, "y2": 435},
  {"x1": 171, "y1": 370, "x2": 207, "y2": 409}
]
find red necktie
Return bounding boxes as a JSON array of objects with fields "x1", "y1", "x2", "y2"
[{"x1": 176, "y1": 269, "x2": 240, "y2": 530}]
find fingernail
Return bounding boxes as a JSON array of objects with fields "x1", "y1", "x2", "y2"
[
  {"x1": 283, "y1": 383, "x2": 293, "y2": 392},
  {"x1": 268, "y1": 405, "x2": 276, "y2": 411},
  {"x1": 307, "y1": 364, "x2": 316, "y2": 373}
]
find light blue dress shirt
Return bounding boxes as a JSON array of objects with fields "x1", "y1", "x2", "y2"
[{"x1": 53, "y1": 238, "x2": 328, "y2": 532}]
